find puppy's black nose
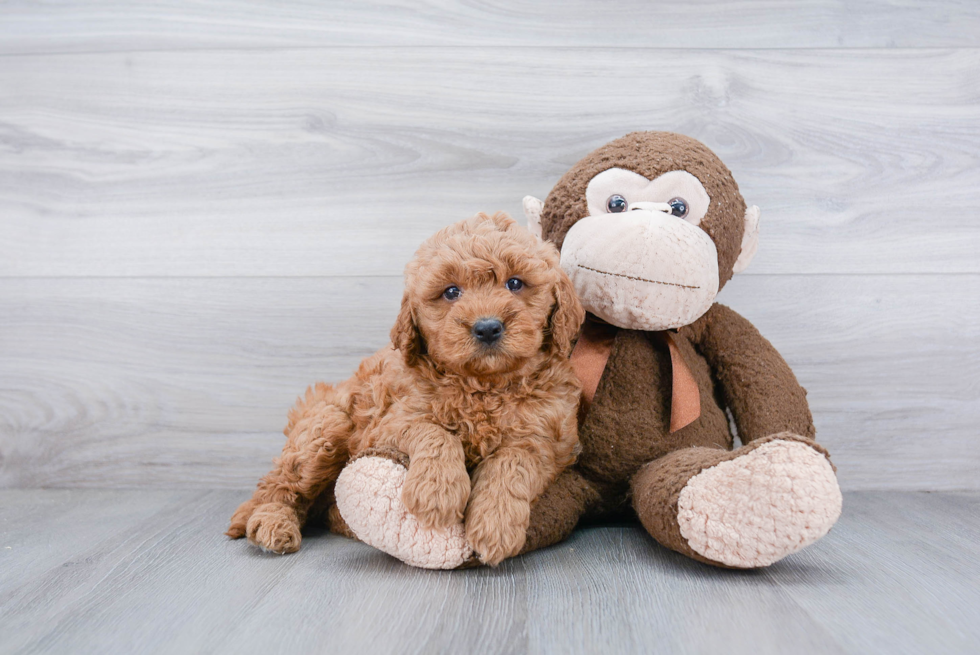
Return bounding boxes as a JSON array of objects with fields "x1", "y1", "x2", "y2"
[{"x1": 472, "y1": 318, "x2": 504, "y2": 345}]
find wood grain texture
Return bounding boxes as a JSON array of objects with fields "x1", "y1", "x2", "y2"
[
  {"x1": 0, "y1": 488, "x2": 190, "y2": 595},
  {"x1": 1, "y1": 274, "x2": 977, "y2": 491},
  {"x1": 1, "y1": 1, "x2": 978, "y2": 53},
  {"x1": 1, "y1": 5, "x2": 978, "y2": 497},
  {"x1": 1, "y1": 490, "x2": 978, "y2": 654},
  {"x1": 1, "y1": 48, "x2": 979, "y2": 277}
]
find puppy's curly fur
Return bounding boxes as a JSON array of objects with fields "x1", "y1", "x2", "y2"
[{"x1": 227, "y1": 213, "x2": 584, "y2": 565}]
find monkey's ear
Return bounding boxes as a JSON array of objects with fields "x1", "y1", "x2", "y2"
[
  {"x1": 390, "y1": 293, "x2": 425, "y2": 366},
  {"x1": 732, "y1": 205, "x2": 760, "y2": 274},
  {"x1": 523, "y1": 196, "x2": 544, "y2": 240}
]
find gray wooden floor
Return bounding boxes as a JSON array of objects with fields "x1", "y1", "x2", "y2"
[{"x1": 0, "y1": 490, "x2": 977, "y2": 655}]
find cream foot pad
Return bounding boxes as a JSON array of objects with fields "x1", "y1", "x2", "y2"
[
  {"x1": 677, "y1": 439, "x2": 843, "y2": 568},
  {"x1": 335, "y1": 456, "x2": 473, "y2": 569}
]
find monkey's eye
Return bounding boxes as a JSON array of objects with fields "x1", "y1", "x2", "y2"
[
  {"x1": 506, "y1": 277, "x2": 524, "y2": 292},
  {"x1": 606, "y1": 194, "x2": 628, "y2": 213},
  {"x1": 442, "y1": 285, "x2": 461, "y2": 301},
  {"x1": 668, "y1": 197, "x2": 689, "y2": 219}
]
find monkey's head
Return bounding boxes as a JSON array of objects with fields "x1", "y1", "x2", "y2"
[{"x1": 524, "y1": 131, "x2": 760, "y2": 331}]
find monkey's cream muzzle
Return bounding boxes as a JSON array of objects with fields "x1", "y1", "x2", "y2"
[{"x1": 560, "y1": 209, "x2": 719, "y2": 331}]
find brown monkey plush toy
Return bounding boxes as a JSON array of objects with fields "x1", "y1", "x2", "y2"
[{"x1": 335, "y1": 132, "x2": 842, "y2": 569}]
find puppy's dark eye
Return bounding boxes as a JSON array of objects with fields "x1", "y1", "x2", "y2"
[
  {"x1": 668, "y1": 197, "x2": 689, "y2": 219},
  {"x1": 606, "y1": 194, "x2": 628, "y2": 213},
  {"x1": 506, "y1": 277, "x2": 523, "y2": 292},
  {"x1": 442, "y1": 285, "x2": 461, "y2": 301}
]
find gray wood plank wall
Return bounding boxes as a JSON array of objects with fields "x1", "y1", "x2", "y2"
[{"x1": 1, "y1": 1, "x2": 978, "y2": 491}]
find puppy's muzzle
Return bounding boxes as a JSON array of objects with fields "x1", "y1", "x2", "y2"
[{"x1": 472, "y1": 318, "x2": 504, "y2": 346}]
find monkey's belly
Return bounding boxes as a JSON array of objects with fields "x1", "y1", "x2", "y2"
[{"x1": 574, "y1": 329, "x2": 731, "y2": 486}]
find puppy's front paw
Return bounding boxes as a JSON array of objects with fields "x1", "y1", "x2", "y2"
[
  {"x1": 402, "y1": 459, "x2": 470, "y2": 530},
  {"x1": 465, "y1": 494, "x2": 530, "y2": 566},
  {"x1": 245, "y1": 502, "x2": 302, "y2": 554}
]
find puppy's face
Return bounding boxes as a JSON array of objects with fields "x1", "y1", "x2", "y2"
[{"x1": 392, "y1": 213, "x2": 584, "y2": 377}]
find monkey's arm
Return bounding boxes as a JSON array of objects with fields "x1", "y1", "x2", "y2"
[{"x1": 682, "y1": 303, "x2": 815, "y2": 443}]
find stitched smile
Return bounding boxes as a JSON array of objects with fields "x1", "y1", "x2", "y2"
[{"x1": 577, "y1": 265, "x2": 700, "y2": 290}]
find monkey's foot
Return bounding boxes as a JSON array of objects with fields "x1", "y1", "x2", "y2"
[
  {"x1": 335, "y1": 450, "x2": 474, "y2": 569},
  {"x1": 677, "y1": 437, "x2": 842, "y2": 568}
]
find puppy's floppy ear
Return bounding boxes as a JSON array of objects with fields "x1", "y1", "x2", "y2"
[
  {"x1": 546, "y1": 268, "x2": 585, "y2": 358},
  {"x1": 391, "y1": 293, "x2": 425, "y2": 366}
]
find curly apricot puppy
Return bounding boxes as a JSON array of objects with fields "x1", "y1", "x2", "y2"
[{"x1": 227, "y1": 213, "x2": 584, "y2": 565}]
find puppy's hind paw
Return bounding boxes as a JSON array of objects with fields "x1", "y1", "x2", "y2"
[
  {"x1": 336, "y1": 454, "x2": 474, "y2": 570},
  {"x1": 245, "y1": 502, "x2": 302, "y2": 554},
  {"x1": 226, "y1": 498, "x2": 259, "y2": 539}
]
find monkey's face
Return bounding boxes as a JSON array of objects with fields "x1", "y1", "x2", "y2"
[
  {"x1": 560, "y1": 168, "x2": 719, "y2": 331},
  {"x1": 528, "y1": 132, "x2": 760, "y2": 332}
]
